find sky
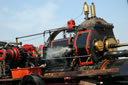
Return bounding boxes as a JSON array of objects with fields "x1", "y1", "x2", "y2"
[{"x1": 0, "y1": 0, "x2": 128, "y2": 48}]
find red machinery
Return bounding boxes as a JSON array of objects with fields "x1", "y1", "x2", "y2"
[
  {"x1": 23, "y1": 44, "x2": 38, "y2": 58},
  {"x1": 0, "y1": 42, "x2": 40, "y2": 81},
  {"x1": 0, "y1": 47, "x2": 20, "y2": 61}
]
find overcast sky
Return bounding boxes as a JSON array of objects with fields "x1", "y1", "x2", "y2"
[{"x1": 0, "y1": 0, "x2": 128, "y2": 48}]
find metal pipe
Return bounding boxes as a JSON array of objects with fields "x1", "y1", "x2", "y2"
[
  {"x1": 41, "y1": 55, "x2": 91, "y2": 60},
  {"x1": 16, "y1": 38, "x2": 18, "y2": 46},
  {"x1": 118, "y1": 43, "x2": 128, "y2": 47},
  {"x1": 90, "y1": 2, "x2": 96, "y2": 18},
  {"x1": 43, "y1": 33, "x2": 45, "y2": 44},
  {"x1": 16, "y1": 32, "x2": 45, "y2": 39},
  {"x1": 16, "y1": 27, "x2": 67, "y2": 43},
  {"x1": 109, "y1": 43, "x2": 128, "y2": 48},
  {"x1": 104, "y1": 50, "x2": 128, "y2": 57}
]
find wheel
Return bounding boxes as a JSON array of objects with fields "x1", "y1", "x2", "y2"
[{"x1": 19, "y1": 74, "x2": 45, "y2": 85}]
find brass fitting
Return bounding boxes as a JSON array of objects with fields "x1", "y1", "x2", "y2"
[
  {"x1": 90, "y1": 2, "x2": 96, "y2": 18},
  {"x1": 105, "y1": 38, "x2": 117, "y2": 51},
  {"x1": 94, "y1": 40, "x2": 104, "y2": 52},
  {"x1": 83, "y1": 2, "x2": 89, "y2": 20}
]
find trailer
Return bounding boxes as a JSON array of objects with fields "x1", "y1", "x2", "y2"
[{"x1": 0, "y1": 68, "x2": 120, "y2": 85}]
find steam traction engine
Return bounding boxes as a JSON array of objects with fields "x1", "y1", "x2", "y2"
[{"x1": 0, "y1": 2, "x2": 128, "y2": 85}]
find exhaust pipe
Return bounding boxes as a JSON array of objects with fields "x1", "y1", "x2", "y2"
[{"x1": 90, "y1": 2, "x2": 96, "y2": 18}]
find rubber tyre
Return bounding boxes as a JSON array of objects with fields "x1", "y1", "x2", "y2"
[{"x1": 19, "y1": 74, "x2": 45, "y2": 85}]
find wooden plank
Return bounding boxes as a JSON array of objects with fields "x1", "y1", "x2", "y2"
[{"x1": 43, "y1": 68, "x2": 120, "y2": 78}]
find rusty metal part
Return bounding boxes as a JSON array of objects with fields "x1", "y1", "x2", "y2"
[
  {"x1": 90, "y1": 2, "x2": 96, "y2": 18},
  {"x1": 94, "y1": 40, "x2": 104, "y2": 51},
  {"x1": 79, "y1": 80, "x2": 96, "y2": 85},
  {"x1": 105, "y1": 38, "x2": 117, "y2": 51},
  {"x1": 0, "y1": 78, "x2": 21, "y2": 82},
  {"x1": 43, "y1": 68, "x2": 120, "y2": 78}
]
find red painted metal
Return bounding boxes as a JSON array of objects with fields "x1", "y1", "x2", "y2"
[
  {"x1": 7, "y1": 47, "x2": 20, "y2": 60},
  {"x1": 11, "y1": 67, "x2": 43, "y2": 79},
  {"x1": 100, "y1": 60, "x2": 111, "y2": 70},
  {"x1": 14, "y1": 47, "x2": 20, "y2": 60},
  {"x1": 0, "y1": 49, "x2": 6, "y2": 61},
  {"x1": 23, "y1": 44, "x2": 37, "y2": 57},
  {"x1": 39, "y1": 45, "x2": 44, "y2": 50},
  {"x1": 8, "y1": 49, "x2": 14, "y2": 59},
  {"x1": 67, "y1": 20, "x2": 75, "y2": 29}
]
